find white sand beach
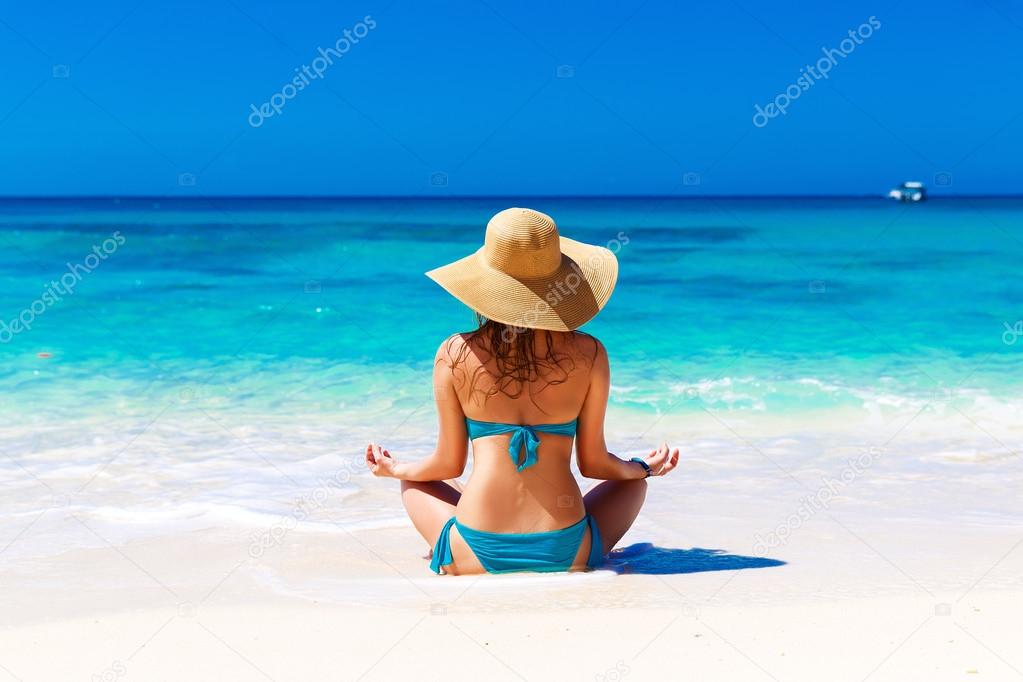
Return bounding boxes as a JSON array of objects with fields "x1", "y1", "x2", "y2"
[
  {"x1": 2, "y1": 511, "x2": 1022, "y2": 681},
  {"x1": 2, "y1": 0, "x2": 1021, "y2": 674},
  {"x1": 3, "y1": 407, "x2": 1022, "y2": 681}
]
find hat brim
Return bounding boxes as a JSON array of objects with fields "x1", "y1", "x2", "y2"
[{"x1": 425, "y1": 237, "x2": 618, "y2": 331}]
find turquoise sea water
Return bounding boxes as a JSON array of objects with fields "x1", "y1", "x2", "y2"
[
  {"x1": 2, "y1": 197, "x2": 1022, "y2": 545},
  {"x1": 1, "y1": 197, "x2": 1020, "y2": 415}
]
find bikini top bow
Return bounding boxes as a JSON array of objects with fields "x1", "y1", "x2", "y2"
[{"x1": 464, "y1": 418, "x2": 578, "y2": 472}]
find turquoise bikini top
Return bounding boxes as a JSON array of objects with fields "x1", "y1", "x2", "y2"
[{"x1": 465, "y1": 417, "x2": 577, "y2": 472}]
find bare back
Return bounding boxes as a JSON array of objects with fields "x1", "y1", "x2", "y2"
[{"x1": 443, "y1": 330, "x2": 599, "y2": 533}]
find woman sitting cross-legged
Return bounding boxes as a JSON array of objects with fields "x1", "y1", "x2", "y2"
[{"x1": 365, "y1": 208, "x2": 679, "y2": 575}]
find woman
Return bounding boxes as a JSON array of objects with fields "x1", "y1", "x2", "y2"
[{"x1": 365, "y1": 207, "x2": 679, "y2": 575}]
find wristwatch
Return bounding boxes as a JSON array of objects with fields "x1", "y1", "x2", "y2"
[{"x1": 629, "y1": 457, "x2": 652, "y2": 477}]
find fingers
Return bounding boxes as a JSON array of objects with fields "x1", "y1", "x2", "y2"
[
  {"x1": 366, "y1": 443, "x2": 393, "y2": 472},
  {"x1": 364, "y1": 443, "x2": 398, "y2": 478},
  {"x1": 647, "y1": 442, "x2": 669, "y2": 470},
  {"x1": 647, "y1": 444, "x2": 680, "y2": 476},
  {"x1": 660, "y1": 448, "x2": 680, "y2": 475},
  {"x1": 371, "y1": 444, "x2": 392, "y2": 460}
]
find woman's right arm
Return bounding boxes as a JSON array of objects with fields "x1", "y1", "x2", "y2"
[
  {"x1": 365, "y1": 337, "x2": 469, "y2": 481},
  {"x1": 575, "y1": 340, "x2": 679, "y2": 480}
]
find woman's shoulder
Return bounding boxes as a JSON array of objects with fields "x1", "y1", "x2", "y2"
[
  {"x1": 564, "y1": 330, "x2": 606, "y2": 366},
  {"x1": 434, "y1": 329, "x2": 605, "y2": 366},
  {"x1": 435, "y1": 332, "x2": 470, "y2": 360}
]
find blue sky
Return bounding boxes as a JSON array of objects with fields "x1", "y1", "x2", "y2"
[{"x1": 1, "y1": 0, "x2": 1021, "y2": 196}]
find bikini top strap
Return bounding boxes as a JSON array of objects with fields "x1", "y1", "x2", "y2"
[{"x1": 464, "y1": 418, "x2": 577, "y2": 472}]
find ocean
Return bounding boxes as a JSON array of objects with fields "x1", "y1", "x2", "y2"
[{"x1": 2, "y1": 197, "x2": 1022, "y2": 559}]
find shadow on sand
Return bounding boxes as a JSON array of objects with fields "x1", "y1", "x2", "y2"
[{"x1": 603, "y1": 543, "x2": 786, "y2": 575}]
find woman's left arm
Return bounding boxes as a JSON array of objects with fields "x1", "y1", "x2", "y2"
[{"x1": 365, "y1": 339, "x2": 469, "y2": 481}]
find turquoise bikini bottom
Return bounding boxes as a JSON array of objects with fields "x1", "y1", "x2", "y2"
[{"x1": 429, "y1": 515, "x2": 604, "y2": 574}]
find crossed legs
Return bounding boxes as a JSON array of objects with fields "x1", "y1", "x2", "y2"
[{"x1": 399, "y1": 478, "x2": 647, "y2": 565}]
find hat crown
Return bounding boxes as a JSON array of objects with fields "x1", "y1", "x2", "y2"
[{"x1": 482, "y1": 208, "x2": 563, "y2": 279}]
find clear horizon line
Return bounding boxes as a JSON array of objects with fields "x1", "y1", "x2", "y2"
[{"x1": 0, "y1": 193, "x2": 1019, "y2": 200}]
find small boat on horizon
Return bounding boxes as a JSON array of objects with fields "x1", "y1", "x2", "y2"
[{"x1": 888, "y1": 181, "x2": 927, "y2": 202}]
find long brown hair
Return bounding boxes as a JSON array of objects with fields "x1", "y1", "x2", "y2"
[{"x1": 444, "y1": 314, "x2": 596, "y2": 406}]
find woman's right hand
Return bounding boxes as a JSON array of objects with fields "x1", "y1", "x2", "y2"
[
  {"x1": 642, "y1": 443, "x2": 680, "y2": 476},
  {"x1": 365, "y1": 443, "x2": 398, "y2": 478}
]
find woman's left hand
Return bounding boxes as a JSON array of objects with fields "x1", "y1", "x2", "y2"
[
  {"x1": 365, "y1": 443, "x2": 398, "y2": 478},
  {"x1": 643, "y1": 442, "x2": 680, "y2": 477}
]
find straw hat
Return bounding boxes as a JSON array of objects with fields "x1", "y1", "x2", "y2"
[{"x1": 425, "y1": 208, "x2": 618, "y2": 331}]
